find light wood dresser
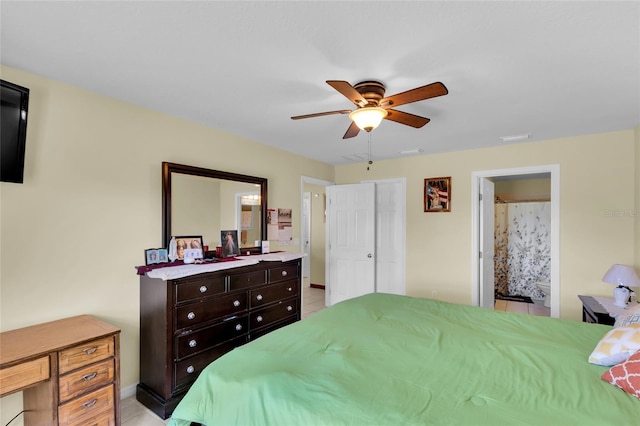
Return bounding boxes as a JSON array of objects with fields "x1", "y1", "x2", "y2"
[{"x1": 0, "y1": 315, "x2": 121, "y2": 425}]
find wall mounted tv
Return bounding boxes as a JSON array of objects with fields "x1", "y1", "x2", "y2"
[{"x1": 1, "y1": 79, "x2": 30, "y2": 183}]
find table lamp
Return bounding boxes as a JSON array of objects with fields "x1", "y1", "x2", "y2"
[{"x1": 602, "y1": 264, "x2": 640, "y2": 307}]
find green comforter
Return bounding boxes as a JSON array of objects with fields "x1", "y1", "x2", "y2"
[{"x1": 169, "y1": 293, "x2": 639, "y2": 425}]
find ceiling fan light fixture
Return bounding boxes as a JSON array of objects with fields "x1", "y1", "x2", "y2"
[{"x1": 349, "y1": 107, "x2": 388, "y2": 132}]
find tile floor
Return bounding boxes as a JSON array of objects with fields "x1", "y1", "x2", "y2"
[
  {"x1": 494, "y1": 298, "x2": 550, "y2": 316},
  {"x1": 122, "y1": 288, "x2": 548, "y2": 424}
]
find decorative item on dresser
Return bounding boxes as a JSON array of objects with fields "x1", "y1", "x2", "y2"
[
  {"x1": 601, "y1": 264, "x2": 640, "y2": 307},
  {"x1": 0, "y1": 315, "x2": 121, "y2": 426},
  {"x1": 136, "y1": 255, "x2": 303, "y2": 419}
]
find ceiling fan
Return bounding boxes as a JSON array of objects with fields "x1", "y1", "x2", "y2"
[{"x1": 291, "y1": 80, "x2": 448, "y2": 139}]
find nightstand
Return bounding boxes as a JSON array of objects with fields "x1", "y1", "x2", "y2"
[{"x1": 578, "y1": 295, "x2": 617, "y2": 325}]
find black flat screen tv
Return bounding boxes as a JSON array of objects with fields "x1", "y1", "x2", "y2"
[{"x1": 1, "y1": 79, "x2": 30, "y2": 183}]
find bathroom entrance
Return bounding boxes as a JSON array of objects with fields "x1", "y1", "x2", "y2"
[
  {"x1": 471, "y1": 165, "x2": 560, "y2": 318},
  {"x1": 493, "y1": 176, "x2": 551, "y2": 317}
]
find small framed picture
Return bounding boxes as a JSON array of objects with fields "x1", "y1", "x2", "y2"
[
  {"x1": 174, "y1": 236, "x2": 204, "y2": 260},
  {"x1": 157, "y1": 248, "x2": 168, "y2": 263},
  {"x1": 424, "y1": 177, "x2": 451, "y2": 212},
  {"x1": 145, "y1": 249, "x2": 159, "y2": 265},
  {"x1": 221, "y1": 230, "x2": 240, "y2": 257}
]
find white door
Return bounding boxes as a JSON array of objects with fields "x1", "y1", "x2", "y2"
[
  {"x1": 326, "y1": 183, "x2": 376, "y2": 306},
  {"x1": 479, "y1": 178, "x2": 495, "y2": 309},
  {"x1": 370, "y1": 179, "x2": 406, "y2": 295},
  {"x1": 302, "y1": 192, "x2": 311, "y2": 283}
]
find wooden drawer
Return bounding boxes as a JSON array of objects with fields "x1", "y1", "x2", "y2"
[
  {"x1": 58, "y1": 384, "x2": 114, "y2": 426},
  {"x1": 58, "y1": 336, "x2": 115, "y2": 375},
  {"x1": 249, "y1": 280, "x2": 299, "y2": 308},
  {"x1": 175, "y1": 275, "x2": 226, "y2": 303},
  {"x1": 59, "y1": 358, "x2": 115, "y2": 402},
  {"x1": 0, "y1": 356, "x2": 49, "y2": 397},
  {"x1": 175, "y1": 316, "x2": 249, "y2": 360},
  {"x1": 250, "y1": 315, "x2": 298, "y2": 340},
  {"x1": 174, "y1": 336, "x2": 247, "y2": 391},
  {"x1": 176, "y1": 293, "x2": 248, "y2": 330},
  {"x1": 229, "y1": 269, "x2": 267, "y2": 291},
  {"x1": 251, "y1": 298, "x2": 298, "y2": 330},
  {"x1": 269, "y1": 263, "x2": 299, "y2": 283}
]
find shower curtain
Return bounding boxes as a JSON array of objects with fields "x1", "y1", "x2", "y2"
[{"x1": 494, "y1": 202, "x2": 551, "y2": 298}]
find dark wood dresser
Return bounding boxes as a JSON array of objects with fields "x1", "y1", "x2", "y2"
[{"x1": 136, "y1": 258, "x2": 302, "y2": 419}]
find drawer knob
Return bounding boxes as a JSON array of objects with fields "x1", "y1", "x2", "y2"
[
  {"x1": 82, "y1": 372, "x2": 98, "y2": 381},
  {"x1": 256, "y1": 294, "x2": 263, "y2": 301},
  {"x1": 246, "y1": 277, "x2": 252, "y2": 282},
  {"x1": 199, "y1": 285, "x2": 207, "y2": 293},
  {"x1": 83, "y1": 347, "x2": 97, "y2": 355},
  {"x1": 287, "y1": 287, "x2": 292, "y2": 292},
  {"x1": 281, "y1": 271, "x2": 288, "y2": 277},
  {"x1": 186, "y1": 365, "x2": 195, "y2": 374},
  {"x1": 83, "y1": 399, "x2": 98, "y2": 409},
  {"x1": 233, "y1": 300, "x2": 241, "y2": 307},
  {"x1": 187, "y1": 312, "x2": 196, "y2": 320},
  {"x1": 256, "y1": 315, "x2": 263, "y2": 322},
  {"x1": 189, "y1": 339, "x2": 197, "y2": 348},
  {"x1": 235, "y1": 324, "x2": 243, "y2": 331},
  {"x1": 287, "y1": 305, "x2": 293, "y2": 312}
]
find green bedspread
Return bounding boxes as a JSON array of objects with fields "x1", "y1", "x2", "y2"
[{"x1": 169, "y1": 293, "x2": 639, "y2": 425}]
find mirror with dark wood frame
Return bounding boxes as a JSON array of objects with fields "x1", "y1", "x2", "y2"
[{"x1": 162, "y1": 162, "x2": 268, "y2": 253}]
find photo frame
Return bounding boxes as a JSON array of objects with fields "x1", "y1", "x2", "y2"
[
  {"x1": 174, "y1": 235, "x2": 204, "y2": 260},
  {"x1": 424, "y1": 177, "x2": 451, "y2": 212},
  {"x1": 220, "y1": 230, "x2": 241, "y2": 257},
  {"x1": 145, "y1": 248, "x2": 168, "y2": 265}
]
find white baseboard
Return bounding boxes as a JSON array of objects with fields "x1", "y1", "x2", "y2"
[{"x1": 120, "y1": 383, "x2": 137, "y2": 399}]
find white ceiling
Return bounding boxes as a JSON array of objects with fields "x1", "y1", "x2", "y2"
[{"x1": 1, "y1": 1, "x2": 638, "y2": 165}]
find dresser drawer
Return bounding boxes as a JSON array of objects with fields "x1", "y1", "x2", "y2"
[
  {"x1": 250, "y1": 280, "x2": 299, "y2": 308},
  {"x1": 175, "y1": 275, "x2": 226, "y2": 303},
  {"x1": 269, "y1": 263, "x2": 299, "y2": 283},
  {"x1": 59, "y1": 358, "x2": 115, "y2": 402},
  {"x1": 251, "y1": 298, "x2": 298, "y2": 330},
  {"x1": 175, "y1": 316, "x2": 249, "y2": 360},
  {"x1": 0, "y1": 355, "x2": 49, "y2": 396},
  {"x1": 58, "y1": 384, "x2": 114, "y2": 426},
  {"x1": 174, "y1": 336, "x2": 247, "y2": 391},
  {"x1": 58, "y1": 336, "x2": 115, "y2": 375},
  {"x1": 229, "y1": 269, "x2": 267, "y2": 291},
  {"x1": 176, "y1": 292, "x2": 248, "y2": 330}
]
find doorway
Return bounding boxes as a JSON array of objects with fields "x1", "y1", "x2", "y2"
[
  {"x1": 300, "y1": 176, "x2": 333, "y2": 316},
  {"x1": 471, "y1": 165, "x2": 561, "y2": 318}
]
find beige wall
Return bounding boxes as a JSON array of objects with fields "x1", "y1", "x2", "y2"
[
  {"x1": 0, "y1": 66, "x2": 333, "y2": 423},
  {"x1": 494, "y1": 177, "x2": 550, "y2": 202},
  {"x1": 336, "y1": 129, "x2": 637, "y2": 320}
]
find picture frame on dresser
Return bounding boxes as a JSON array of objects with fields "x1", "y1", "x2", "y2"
[{"x1": 175, "y1": 235, "x2": 204, "y2": 260}]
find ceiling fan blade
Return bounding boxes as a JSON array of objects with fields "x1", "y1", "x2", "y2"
[
  {"x1": 327, "y1": 80, "x2": 368, "y2": 107},
  {"x1": 380, "y1": 82, "x2": 448, "y2": 109},
  {"x1": 384, "y1": 109, "x2": 431, "y2": 128},
  {"x1": 343, "y1": 121, "x2": 361, "y2": 139},
  {"x1": 291, "y1": 110, "x2": 351, "y2": 120}
]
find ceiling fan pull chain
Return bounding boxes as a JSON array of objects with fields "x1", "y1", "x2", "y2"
[{"x1": 367, "y1": 133, "x2": 373, "y2": 171}]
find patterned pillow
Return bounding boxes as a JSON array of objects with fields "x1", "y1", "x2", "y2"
[
  {"x1": 588, "y1": 324, "x2": 640, "y2": 366},
  {"x1": 615, "y1": 303, "x2": 640, "y2": 328},
  {"x1": 601, "y1": 349, "x2": 640, "y2": 399}
]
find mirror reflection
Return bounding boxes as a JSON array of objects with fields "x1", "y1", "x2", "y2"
[{"x1": 162, "y1": 162, "x2": 267, "y2": 252}]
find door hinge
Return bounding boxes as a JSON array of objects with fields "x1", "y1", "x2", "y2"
[
  {"x1": 479, "y1": 251, "x2": 483, "y2": 259},
  {"x1": 479, "y1": 193, "x2": 483, "y2": 201}
]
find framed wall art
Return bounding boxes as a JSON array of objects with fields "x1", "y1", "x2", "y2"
[{"x1": 424, "y1": 177, "x2": 451, "y2": 212}]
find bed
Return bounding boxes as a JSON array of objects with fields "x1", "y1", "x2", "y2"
[{"x1": 168, "y1": 293, "x2": 639, "y2": 425}]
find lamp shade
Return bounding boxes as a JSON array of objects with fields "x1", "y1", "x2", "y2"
[
  {"x1": 602, "y1": 264, "x2": 640, "y2": 287},
  {"x1": 349, "y1": 107, "x2": 387, "y2": 132}
]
